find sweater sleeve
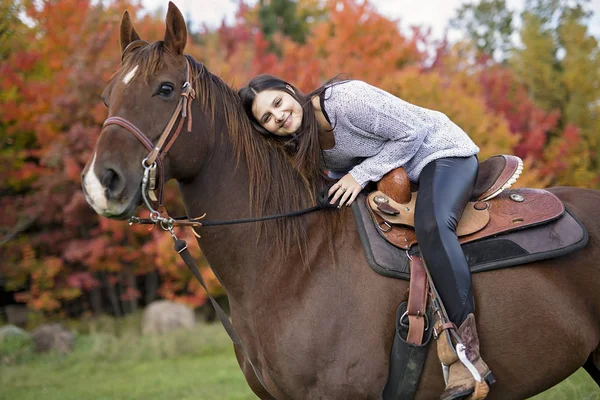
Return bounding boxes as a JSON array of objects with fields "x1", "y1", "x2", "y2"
[{"x1": 341, "y1": 82, "x2": 432, "y2": 187}]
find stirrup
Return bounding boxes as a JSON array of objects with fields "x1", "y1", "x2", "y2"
[{"x1": 457, "y1": 343, "x2": 481, "y2": 382}]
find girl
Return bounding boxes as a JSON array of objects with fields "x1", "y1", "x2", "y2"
[{"x1": 238, "y1": 75, "x2": 492, "y2": 400}]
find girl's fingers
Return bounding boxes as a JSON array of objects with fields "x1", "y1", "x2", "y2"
[
  {"x1": 329, "y1": 175, "x2": 361, "y2": 207},
  {"x1": 328, "y1": 184, "x2": 340, "y2": 197},
  {"x1": 329, "y1": 187, "x2": 345, "y2": 204},
  {"x1": 338, "y1": 190, "x2": 352, "y2": 208},
  {"x1": 346, "y1": 189, "x2": 360, "y2": 206}
]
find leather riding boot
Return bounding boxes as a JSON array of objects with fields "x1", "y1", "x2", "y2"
[{"x1": 440, "y1": 314, "x2": 494, "y2": 400}]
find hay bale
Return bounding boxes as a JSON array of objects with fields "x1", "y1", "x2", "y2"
[
  {"x1": 31, "y1": 323, "x2": 75, "y2": 353},
  {"x1": 142, "y1": 300, "x2": 195, "y2": 335}
]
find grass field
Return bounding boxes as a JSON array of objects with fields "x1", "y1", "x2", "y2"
[{"x1": 1, "y1": 316, "x2": 598, "y2": 400}]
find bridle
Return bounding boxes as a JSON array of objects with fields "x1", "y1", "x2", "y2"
[{"x1": 102, "y1": 57, "x2": 203, "y2": 233}]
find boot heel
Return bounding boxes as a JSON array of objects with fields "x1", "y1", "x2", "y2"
[{"x1": 483, "y1": 372, "x2": 496, "y2": 386}]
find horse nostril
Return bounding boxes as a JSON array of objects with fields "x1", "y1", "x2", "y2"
[{"x1": 101, "y1": 168, "x2": 123, "y2": 199}]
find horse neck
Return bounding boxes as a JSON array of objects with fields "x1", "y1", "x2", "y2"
[{"x1": 173, "y1": 99, "x2": 297, "y2": 304}]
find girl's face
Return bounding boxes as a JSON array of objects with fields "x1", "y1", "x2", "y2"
[{"x1": 252, "y1": 89, "x2": 303, "y2": 136}]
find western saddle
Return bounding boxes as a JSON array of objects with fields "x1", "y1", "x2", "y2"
[{"x1": 367, "y1": 155, "x2": 564, "y2": 250}]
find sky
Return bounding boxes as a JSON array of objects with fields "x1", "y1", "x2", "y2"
[{"x1": 141, "y1": 0, "x2": 600, "y2": 40}]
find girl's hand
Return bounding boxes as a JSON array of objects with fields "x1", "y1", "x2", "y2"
[{"x1": 328, "y1": 174, "x2": 362, "y2": 207}]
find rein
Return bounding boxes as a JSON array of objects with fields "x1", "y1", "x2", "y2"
[{"x1": 128, "y1": 193, "x2": 333, "y2": 228}]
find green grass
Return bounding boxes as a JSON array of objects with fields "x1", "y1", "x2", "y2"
[
  {"x1": 0, "y1": 316, "x2": 598, "y2": 399},
  {"x1": 530, "y1": 369, "x2": 599, "y2": 400},
  {"x1": 0, "y1": 351, "x2": 253, "y2": 400},
  {"x1": 0, "y1": 320, "x2": 255, "y2": 400}
]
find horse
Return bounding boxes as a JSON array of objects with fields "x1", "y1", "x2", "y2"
[{"x1": 81, "y1": 3, "x2": 600, "y2": 399}]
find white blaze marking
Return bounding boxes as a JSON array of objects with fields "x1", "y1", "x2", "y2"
[
  {"x1": 122, "y1": 65, "x2": 139, "y2": 85},
  {"x1": 84, "y1": 153, "x2": 108, "y2": 211}
]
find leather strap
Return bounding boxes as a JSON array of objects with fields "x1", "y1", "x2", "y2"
[
  {"x1": 406, "y1": 255, "x2": 429, "y2": 345},
  {"x1": 103, "y1": 117, "x2": 154, "y2": 151},
  {"x1": 434, "y1": 321, "x2": 457, "y2": 339},
  {"x1": 161, "y1": 116, "x2": 186, "y2": 158}
]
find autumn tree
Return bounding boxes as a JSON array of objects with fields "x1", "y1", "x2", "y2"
[
  {"x1": 559, "y1": 5, "x2": 600, "y2": 174},
  {"x1": 0, "y1": 0, "x2": 220, "y2": 315},
  {"x1": 0, "y1": 0, "x2": 27, "y2": 60},
  {"x1": 271, "y1": 0, "x2": 427, "y2": 90}
]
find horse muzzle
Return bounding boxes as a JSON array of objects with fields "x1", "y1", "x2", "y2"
[{"x1": 81, "y1": 156, "x2": 142, "y2": 219}]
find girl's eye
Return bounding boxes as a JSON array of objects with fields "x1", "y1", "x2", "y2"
[
  {"x1": 275, "y1": 98, "x2": 281, "y2": 106},
  {"x1": 157, "y1": 83, "x2": 174, "y2": 97},
  {"x1": 263, "y1": 114, "x2": 271, "y2": 124}
]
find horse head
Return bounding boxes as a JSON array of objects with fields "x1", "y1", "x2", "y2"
[
  {"x1": 82, "y1": 2, "x2": 200, "y2": 220},
  {"x1": 82, "y1": 1, "x2": 326, "y2": 252}
]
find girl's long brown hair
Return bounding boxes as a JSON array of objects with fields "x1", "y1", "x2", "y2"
[{"x1": 238, "y1": 74, "x2": 345, "y2": 187}]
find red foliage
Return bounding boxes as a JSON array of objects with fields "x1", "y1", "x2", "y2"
[{"x1": 67, "y1": 272, "x2": 100, "y2": 291}]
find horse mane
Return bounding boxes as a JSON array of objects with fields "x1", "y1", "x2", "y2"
[{"x1": 121, "y1": 42, "x2": 340, "y2": 256}]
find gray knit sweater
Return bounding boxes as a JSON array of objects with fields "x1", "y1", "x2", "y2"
[{"x1": 321, "y1": 80, "x2": 479, "y2": 187}]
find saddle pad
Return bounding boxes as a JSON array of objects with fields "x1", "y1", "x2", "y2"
[{"x1": 352, "y1": 193, "x2": 588, "y2": 281}]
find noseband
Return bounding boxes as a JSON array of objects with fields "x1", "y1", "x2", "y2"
[{"x1": 101, "y1": 58, "x2": 198, "y2": 228}]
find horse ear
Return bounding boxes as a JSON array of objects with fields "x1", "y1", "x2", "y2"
[
  {"x1": 164, "y1": 1, "x2": 187, "y2": 55},
  {"x1": 120, "y1": 11, "x2": 142, "y2": 53}
]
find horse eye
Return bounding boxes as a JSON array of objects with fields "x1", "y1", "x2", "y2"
[{"x1": 157, "y1": 83, "x2": 174, "y2": 97}]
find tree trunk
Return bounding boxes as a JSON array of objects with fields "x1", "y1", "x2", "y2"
[
  {"x1": 89, "y1": 273, "x2": 102, "y2": 315},
  {"x1": 145, "y1": 269, "x2": 158, "y2": 306},
  {"x1": 127, "y1": 270, "x2": 137, "y2": 314},
  {"x1": 102, "y1": 272, "x2": 121, "y2": 317}
]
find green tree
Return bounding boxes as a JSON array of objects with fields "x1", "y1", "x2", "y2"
[
  {"x1": 258, "y1": 0, "x2": 326, "y2": 52},
  {"x1": 450, "y1": 0, "x2": 515, "y2": 61},
  {"x1": 559, "y1": 5, "x2": 600, "y2": 170},
  {"x1": 0, "y1": 0, "x2": 27, "y2": 60},
  {"x1": 511, "y1": 0, "x2": 599, "y2": 186}
]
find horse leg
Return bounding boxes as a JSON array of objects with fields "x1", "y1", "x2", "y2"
[
  {"x1": 583, "y1": 348, "x2": 600, "y2": 387},
  {"x1": 233, "y1": 345, "x2": 277, "y2": 400}
]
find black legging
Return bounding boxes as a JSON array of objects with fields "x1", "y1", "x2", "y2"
[{"x1": 414, "y1": 156, "x2": 478, "y2": 326}]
